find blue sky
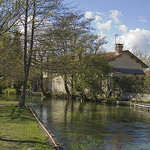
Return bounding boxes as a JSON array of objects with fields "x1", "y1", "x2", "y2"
[{"x1": 64, "y1": 0, "x2": 150, "y2": 53}]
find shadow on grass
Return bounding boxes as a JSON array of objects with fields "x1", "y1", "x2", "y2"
[
  {"x1": 0, "y1": 138, "x2": 47, "y2": 144},
  {"x1": 9, "y1": 107, "x2": 23, "y2": 118},
  {"x1": 0, "y1": 138, "x2": 65, "y2": 150},
  {"x1": 8, "y1": 106, "x2": 34, "y2": 122}
]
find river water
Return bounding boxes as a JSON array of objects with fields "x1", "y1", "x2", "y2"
[{"x1": 1, "y1": 94, "x2": 150, "y2": 150}]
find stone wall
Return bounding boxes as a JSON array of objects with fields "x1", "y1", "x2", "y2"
[{"x1": 120, "y1": 92, "x2": 150, "y2": 102}]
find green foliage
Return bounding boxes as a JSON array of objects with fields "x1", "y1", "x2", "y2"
[
  {"x1": 0, "y1": 86, "x2": 3, "y2": 94},
  {"x1": 73, "y1": 56, "x2": 110, "y2": 99},
  {"x1": 0, "y1": 0, "x2": 110, "y2": 102},
  {"x1": 40, "y1": 7, "x2": 109, "y2": 98},
  {"x1": 110, "y1": 75, "x2": 150, "y2": 95},
  {"x1": 0, "y1": 80, "x2": 22, "y2": 95},
  {"x1": 0, "y1": 30, "x2": 23, "y2": 82},
  {"x1": 143, "y1": 76, "x2": 150, "y2": 93},
  {"x1": 13, "y1": 81, "x2": 22, "y2": 95},
  {"x1": 2, "y1": 88, "x2": 16, "y2": 94},
  {"x1": 0, "y1": 79, "x2": 5, "y2": 94}
]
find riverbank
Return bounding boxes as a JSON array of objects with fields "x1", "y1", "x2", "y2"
[
  {"x1": 1, "y1": 95, "x2": 150, "y2": 150},
  {"x1": 0, "y1": 100, "x2": 56, "y2": 150},
  {"x1": 52, "y1": 93, "x2": 150, "y2": 112}
]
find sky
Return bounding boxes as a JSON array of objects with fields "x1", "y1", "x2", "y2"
[{"x1": 64, "y1": 0, "x2": 150, "y2": 53}]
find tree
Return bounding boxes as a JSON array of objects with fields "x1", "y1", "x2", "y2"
[
  {"x1": 132, "y1": 46, "x2": 150, "y2": 70},
  {"x1": 0, "y1": 0, "x2": 110, "y2": 101},
  {"x1": 0, "y1": 0, "x2": 23, "y2": 35},
  {"x1": 18, "y1": 0, "x2": 59, "y2": 106},
  {"x1": 0, "y1": 29, "x2": 23, "y2": 83},
  {"x1": 72, "y1": 54, "x2": 110, "y2": 100},
  {"x1": 0, "y1": 1, "x2": 24, "y2": 94},
  {"x1": 39, "y1": 8, "x2": 108, "y2": 97}
]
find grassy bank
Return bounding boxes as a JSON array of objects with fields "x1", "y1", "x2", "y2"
[{"x1": 0, "y1": 100, "x2": 55, "y2": 150}]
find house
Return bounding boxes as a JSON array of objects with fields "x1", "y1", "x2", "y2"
[
  {"x1": 105, "y1": 44, "x2": 148, "y2": 75},
  {"x1": 38, "y1": 43, "x2": 148, "y2": 94}
]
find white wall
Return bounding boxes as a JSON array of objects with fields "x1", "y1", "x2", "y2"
[
  {"x1": 109, "y1": 53, "x2": 143, "y2": 70},
  {"x1": 52, "y1": 76, "x2": 66, "y2": 93}
]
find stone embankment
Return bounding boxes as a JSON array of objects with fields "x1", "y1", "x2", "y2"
[{"x1": 107, "y1": 101, "x2": 150, "y2": 112}]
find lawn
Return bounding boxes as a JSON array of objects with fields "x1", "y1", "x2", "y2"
[{"x1": 0, "y1": 100, "x2": 55, "y2": 150}]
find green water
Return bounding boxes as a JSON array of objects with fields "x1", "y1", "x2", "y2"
[{"x1": 1, "y1": 94, "x2": 150, "y2": 150}]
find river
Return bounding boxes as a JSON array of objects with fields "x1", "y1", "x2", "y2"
[{"x1": 1, "y1": 94, "x2": 150, "y2": 150}]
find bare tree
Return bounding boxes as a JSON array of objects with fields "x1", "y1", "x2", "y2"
[{"x1": 0, "y1": 0, "x2": 24, "y2": 35}]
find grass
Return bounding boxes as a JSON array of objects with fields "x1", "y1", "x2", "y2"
[{"x1": 0, "y1": 100, "x2": 55, "y2": 150}]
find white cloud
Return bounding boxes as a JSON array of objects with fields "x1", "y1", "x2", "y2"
[
  {"x1": 119, "y1": 24, "x2": 128, "y2": 33},
  {"x1": 85, "y1": 11, "x2": 93, "y2": 19},
  {"x1": 96, "y1": 12, "x2": 105, "y2": 16},
  {"x1": 117, "y1": 28, "x2": 150, "y2": 53},
  {"x1": 94, "y1": 15, "x2": 102, "y2": 22},
  {"x1": 97, "y1": 20, "x2": 112, "y2": 31},
  {"x1": 138, "y1": 16, "x2": 147, "y2": 23},
  {"x1": 109, "y1": 10, "x2": 122, "y2": 24}
]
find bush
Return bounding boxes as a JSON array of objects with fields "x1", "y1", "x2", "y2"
[
  {"x1": 109, "y1": 75, "x2": 150, "y2": 95},
  {"x1": 2, "y1": 88, "x2": 16, "y2": 94}
]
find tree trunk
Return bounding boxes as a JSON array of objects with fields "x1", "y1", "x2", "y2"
[
  {"x1": 19, "y1": 0, "x2": 28, "y2": 107},
  {"x1": 71, "y1": 74, "x2": 76, "y2": 99},
  {"x1": 39, "y1": 73, "x2": 51, "y2": 97},
  {"x1": 19, "y1": 0, "x2": 36, "y2": 106},
  {"x1": 19, "y1": 77, "x2": 28, "y2": 106},
  {"x1": 64, "y1": 73, "x2": 70, "y2": 96}
]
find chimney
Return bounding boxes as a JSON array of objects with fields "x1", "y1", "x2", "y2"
[{"x1": 115, "y1": 44, "x2": 123, "y2": 52}]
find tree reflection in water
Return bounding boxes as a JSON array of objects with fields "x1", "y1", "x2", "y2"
[{"x1": 1, "y1": 94, "x2": 150, "y2": 150}]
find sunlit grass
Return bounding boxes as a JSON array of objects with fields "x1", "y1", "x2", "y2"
[
  {"x1": 0, "y1": 100, "x2": 55, "y2": 150},
  {"x1": 2, "y1": 88, "x2": 16, "y2": 94}
]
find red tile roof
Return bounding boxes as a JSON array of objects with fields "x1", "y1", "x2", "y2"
[{"x1": 145, "y1": 71, "x2": 150, "y2": 76}]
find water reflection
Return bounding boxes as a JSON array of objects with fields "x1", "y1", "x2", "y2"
[
  {"x1": 1, "y1": 94, "x2": 150, "y2": 150},
  {"x1": 28, "y1": 97, "x2": 150, "y2": 150}
]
